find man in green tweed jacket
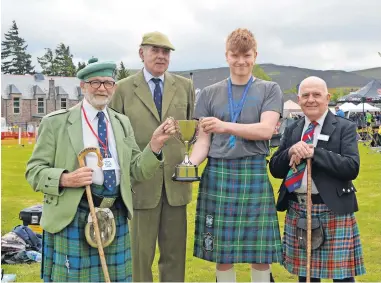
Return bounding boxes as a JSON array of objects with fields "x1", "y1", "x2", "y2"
[
  {"x1": 25, "y1": 58, "x2": 176, "y2": 282},
  {"x1": 110, "y1": 31, "x2": 195, "y2": 282}
]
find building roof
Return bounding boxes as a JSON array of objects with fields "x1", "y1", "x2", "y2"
[{"x1": 1, "y1": 73, "x2": 82, "y2": 100}]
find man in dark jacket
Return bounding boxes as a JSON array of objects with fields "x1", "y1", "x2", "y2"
[{"x1": 269, "y1": 76, "x2": 365, "y2": 282}]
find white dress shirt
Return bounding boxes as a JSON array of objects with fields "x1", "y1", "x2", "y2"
[
  {"x1": 81, "y1": 98, "x2": 120, "y2": 186},
  {"x1": 295, "y1": 109, "x2": 329, "y2": 194},
  {"x1": 143, "y1": 67, "x2": 165, "y2": 97}
]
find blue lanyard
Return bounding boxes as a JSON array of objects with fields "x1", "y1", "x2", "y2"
[{"x1": 227, "y1": 76, "x2": 254, "y2": 148}]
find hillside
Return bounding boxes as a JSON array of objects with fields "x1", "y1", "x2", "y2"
[
  {"x1": 351, "y1": 67, "x2": 381, "y2": 80},
  {"x1": 127, "y1": 64, "x2": 380, "y2": 91},
  {"x1": 184, "y1": 64, "x2": 380, "y2": 91}
]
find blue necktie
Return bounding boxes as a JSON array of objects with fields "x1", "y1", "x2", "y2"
[
  {"x1": 97, "y1": 111, "x2": 116, "y2": 191},
  {"x1": 151, "y1": 78, "x2": 162, "y2": 119}
]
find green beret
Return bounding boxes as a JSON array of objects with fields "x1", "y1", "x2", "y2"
[
  {"x1": 76, "y1": 58, "x2": 117, "y2": 81},
  {"x1": 141, "y1": 31, "x2": 175, "y2": 51}
]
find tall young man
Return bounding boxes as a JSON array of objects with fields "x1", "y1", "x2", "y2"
[{"x1": 189, "y1": 28, "x2": 283, "y2": 282}]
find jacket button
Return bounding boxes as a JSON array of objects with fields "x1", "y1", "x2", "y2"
[
  {"x1": 45, "y1": 185, "x2": 48, "y2": 188},
  {"x1": 351, "y1": 187, "x2": 354, "y2": 191},
  {"x1": 342, "y1": 188, "x2": 345, "y2": 192},
  {"x1": 159, "y1": 164, "x2": 164, "y2": 168},
  {"x1": 50, "y1": 197, "x2": 54, "y2": 200},
  {"x1": 347, "y1": 189, "x2": 351, "y2": 192},
  {"x1": 48, "y1": 177, "x2": 51, "y2": 180}
]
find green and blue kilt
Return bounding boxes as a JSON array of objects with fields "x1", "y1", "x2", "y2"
[
  {"x1": 41, "y1": 200, "x2": 132, "y2": 282},
  {"x1": 193, "y1": 155, "x2": 282, "y2": 264},
  {"x1": 283, "y1": 201, "x2": 366, "y2": 279}
]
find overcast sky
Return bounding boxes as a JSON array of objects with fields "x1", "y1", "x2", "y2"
[{"x1": 2, "y1": 0, "x2": 381, "y2": 72}]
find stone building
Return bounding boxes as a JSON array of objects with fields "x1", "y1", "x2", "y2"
[{"x1": 1, "y1": 73, "x2": 82, "y2": 129}]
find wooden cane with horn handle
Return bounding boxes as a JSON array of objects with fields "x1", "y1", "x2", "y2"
[
  {"x1": 78, "y1": 147, "x2": 111, "y2": 283},
  {"x1": 291, "y1": 158, "x2": 312, "y2": 282},
  {"x1": 306, "y1": 158, "x2": 312, "y2": 283}
]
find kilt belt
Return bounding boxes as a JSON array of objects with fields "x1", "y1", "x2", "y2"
[
  {"x1": 81, "y1": 184, "x2": 123, "y2": 209},
  {"x1": 290, "y1": 193, "x2": 324, "y2": 205}
]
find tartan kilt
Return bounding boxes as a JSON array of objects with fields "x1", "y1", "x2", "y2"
[
  {"x1": 42, "y1": 200, "x2": 132, "y2": 282},
  {"x1": 283, "y1": 201, "x2": 366, "y2": 279},
  {"x1": 193, "y1": 155, "x2": 282, "y2": 264}
]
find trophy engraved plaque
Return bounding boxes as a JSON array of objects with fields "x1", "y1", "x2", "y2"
[{"x1": 172, "y1": 120, "x2": 201, "y2": 182}]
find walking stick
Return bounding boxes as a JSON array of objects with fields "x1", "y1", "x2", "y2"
[
  {"x1": 78, "y1": 147, "x2": 111, "y2": 283},
  {"x1": 306, "y1": 158, "x2": 312, "y2": 283}
]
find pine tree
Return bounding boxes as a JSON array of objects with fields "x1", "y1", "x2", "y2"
[
  {"x1": 1, "y1": 20, "x2": 34, "y2": 74},
  {"x1": 77, "y1": 61, "x2": 86, "y2": 72},
  {"x1": 53, "y1": 43, "x2": 76, "y2": 77},
  {"x1": 37, "y1": 48, "x2": 58, "y2": 76},
  {"x1": 252, "y1": 64, "x2": 271, "y2": 81},
  {"x1": 117, "y1": 61, "x2": 130, "y2": 81}
]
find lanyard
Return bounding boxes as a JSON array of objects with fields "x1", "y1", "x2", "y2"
[
  {"x1": 82, "y1": 106, "x2": 109, "y2": 157},
  {"x1": 227, "y1": 76, "x2": 254, "y2": 148}
]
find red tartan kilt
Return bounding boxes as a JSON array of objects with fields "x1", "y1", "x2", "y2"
[{"x1": 282, "y1": 201, "x2": 365, "y2": 279}]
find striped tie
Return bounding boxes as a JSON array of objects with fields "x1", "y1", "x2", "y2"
[{"x1": 284, "y1": 121, "x2": 318, "y2": 192}]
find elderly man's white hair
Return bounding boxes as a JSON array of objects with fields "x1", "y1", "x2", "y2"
[{"x1": 298, "y1": 76, "x2": 328, "y2": 96}]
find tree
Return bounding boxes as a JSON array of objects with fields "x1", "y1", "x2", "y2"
[
  {"x1": 284, "y1": 86, "x2": 298, "y2": 94},
  {"x1": 37, "y1": 48, "x2": 58, "y2": 76},
  {"x1": 117, "y1": 61, "x2": 130, "y2": 80},
  {"x1": 38, "y1": 44, "x2": 80, "y2": 76},
  {"x1": 53, "y1": 43, "x2": 76, "y2": 77},
  {"x1": 1, "y1": 20, "x2": 34, "y2": 74},
  {"x1": 252, "y1": 64, "x2": 271, "y2": 81},
  {"x1": 331, "y1": 87, "x2": 353, "y2": 102},
  {"x1": 77, "y1": 61, "x2": 86, "y2": 72}
]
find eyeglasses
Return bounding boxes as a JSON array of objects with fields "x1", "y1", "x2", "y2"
[{"x1": 85, "y1": 80, "x2": 116, "y2": 89}]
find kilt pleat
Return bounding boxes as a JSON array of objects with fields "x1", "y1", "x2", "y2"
[
  {"x1": 283, "y1": 200, "x2": 366, "y2": 279},
  {"x1": 193, "y1": 155, "x2": 282, "y2": 264},
  {"x1": 42, "y1": 201, "x2": 132, "y2": 282}
]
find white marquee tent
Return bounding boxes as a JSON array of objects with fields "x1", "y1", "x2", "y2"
[
  {"x1": 351, "y1": 103, "x2": 380, "y2": 112},
  {"x1": 338, "y1": 102, "x2": 357, "y2": 112},
  {"x1": 283, "y1": 100, "x2": 302, "y2": 117}
]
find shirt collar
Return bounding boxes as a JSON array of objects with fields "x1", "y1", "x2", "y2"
[
  {"x1": 143, "y1": 67, "x2": 165, "y2": 84},
  {"x1": 83, "y1": 98, "x2": 109, "y2": 122},
  {"x1": 304, "y1": 109, "x2": 329, "y2": 127}
]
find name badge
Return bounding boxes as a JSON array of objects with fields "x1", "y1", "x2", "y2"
[
  {"x1": 102, "y1": 158, "x2": 116, "y2": 171},
  {"x1": 318, "y1": 134, "x2": 329, "y2": 141}
]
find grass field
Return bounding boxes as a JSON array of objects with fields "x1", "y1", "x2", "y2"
[{"x1": 1, "y1": 139, "x2": 381, "y2": 282}]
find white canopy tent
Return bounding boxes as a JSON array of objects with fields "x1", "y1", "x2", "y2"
[
  {"x1": 351, "y1": 103, "x2": 380, "y2": 112},
  {"x1": 338, "y1": 102, "x2": 357, "y2": 112},
  {"x1": 283, "y1": 100, "x2": 303, "y2": 117}
]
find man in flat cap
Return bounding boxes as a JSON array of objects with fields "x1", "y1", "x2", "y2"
[
  {"x1": 26, "y1": 58, "x2": 176, "y2": 282},
  {"x1": 110, "y1": 31, "x2": 195, "y2": 282}
]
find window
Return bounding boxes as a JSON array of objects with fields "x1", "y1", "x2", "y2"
[
  {"x1": 37, "y1": 98, "x2": 45, "y2": 114},
  {"x1": 13, "y1": 97, "x2": 20, "y2": 114},
  {"x1": 60, "y1": 98, "x2": 67, "y2": 109}
]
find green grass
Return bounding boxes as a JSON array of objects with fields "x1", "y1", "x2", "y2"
[{"x1": 1, "y1": 143, "x2": 380, "y2": 282}]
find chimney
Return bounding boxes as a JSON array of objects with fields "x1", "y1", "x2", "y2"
[{"x1": 48, "y1": 79, "x2": 56, "y2": 99}]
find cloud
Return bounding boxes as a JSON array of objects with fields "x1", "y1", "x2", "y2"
[{"x1": 2, "y1": 0, "x2": 380, "y2": 71}]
